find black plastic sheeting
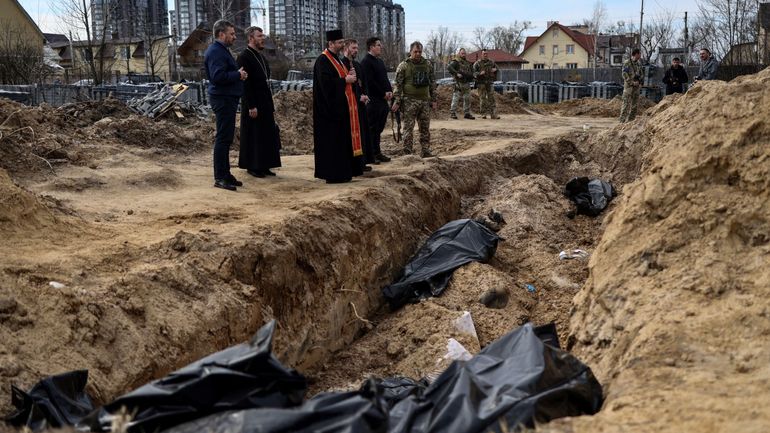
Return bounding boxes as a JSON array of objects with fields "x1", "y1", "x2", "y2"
[
  {"x1": 387, "y1": 323, "x2": 603, "y2": 433},
  {"x1": 159, "y1": 323, "x2": 601, "y2": 433},
  {"x1": 5, "y1": 370, "x2": 94, "y2": 431},
  {"x1": 565, "y1": 177, "x2": 617, "y2": 217},
  {"x1": 87, "y1": 320, "x2": 307, "y2": 433},
  {"x1": 164, "y1": 380, "x2": 389, "y2": 433},
  {"x1": 382, "y1": 219, "x2": 500, "y2": 309}
]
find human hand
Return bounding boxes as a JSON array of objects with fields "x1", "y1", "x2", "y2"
[
  {"x1": 385, "y1": 91, "x2": 393, "y2": 101},
  {"x1": 345, "y1": 73, "x2": 356, "y2": 83},
  {"x1": 249, "y1": 107, "x2": 258, "y2": 118},
  {"x1": 457, "y1": 74, "x2": 462, "y2": 79},
  {"x1": 239, "y1": 67, "x2": 248, "y2": 80},
  {"x1": 361, "y1": 95, "x2": 370, "y2": 104},
  {"x1": 391, "y1": 103, "x2": 400, "y2": 112}
]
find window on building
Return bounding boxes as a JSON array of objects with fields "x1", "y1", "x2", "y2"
[
  {"x1": 612, "y1": 54, "x2": 623, "y2": 65},
  {"x1": 120, "y1": 46, "x2": 130, "y2": 59},
  {"x1": 566, "y1": 44, "x2": 575, "y2": 54},
  {"x1": 553, "y1": 28, "x2": 559, "y2": 38},
  {"x1": 566, "y1": 63, "x2": 578, "y2": 69},
  {"x1": 553, "y1": 45, "x2": 559, "y2": 55},
  {"x1": 534, "y1": 63, "x2": 545, "y2": 69},
  {"x1": 539, "y1": 45, "x2": 545, "y2": 55}
]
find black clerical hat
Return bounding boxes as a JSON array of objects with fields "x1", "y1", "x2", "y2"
[{"x1": 326, "y1": 29, "x2": 343, "y2": 41}]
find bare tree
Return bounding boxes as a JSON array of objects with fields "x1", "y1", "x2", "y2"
[
  {"x1": 694, "y1": 0, "x2": 758, "y2": 60},
  {"x1": 486, "y1": 21, "x2": 532, "y2": 54},
  {"x1": 605, "y1": 20, "x2": 637, "y2": 35},
  {"x1": 471, "y1": 26, "x2": 490, "y2": 50},
  {"x1": 641, "y1": 11, "x2": 676, "y2": 64},
  {"x1": 424, "y1": 26, "x2": 464, "y2": 71},
  {"x1": 251, "y1": 0, "x2": 267, "y2": 29},
  {"x1": 0, "y1": 19, "x2": 48, "y2": 84},
  {"x1": 52, "y1": 0, "x2": 117, "y2": 84},
  {"x1": 588, "y1": 0, "x2": 607, "y2": 70}
]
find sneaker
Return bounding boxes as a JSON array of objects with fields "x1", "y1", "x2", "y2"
[
  {"x1": 376, "y1": 153, "x2": 391, "y2": 163},
  {"x1": 450, "y1": 113, "x2": 458, "y2": 119},
  {"x1": 214, "y1": 179, "x2": 237, "y2": 191},
  {"x1": 227, "y1": 175, "x2": 243, "y2": 186},
  {"x1": 464, "y1": 113, "x2": 475, "y2": 120}
]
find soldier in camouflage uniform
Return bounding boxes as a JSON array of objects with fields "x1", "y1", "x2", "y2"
[
  {"x1": 619, "y1": 48, "x2": 643, "y2": 123},
  {"x1": 447, "y1": 48, "x2": 474, "y2": 119},
  {"x1": 473, "y1": 50, "x2": 499, "y2": 119},
  {"x1": 392, "y1": 41, "x2": 437, "y2": 157}
]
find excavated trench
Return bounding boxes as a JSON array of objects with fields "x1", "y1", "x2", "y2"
[{"x1": 1, "y1": 131, "x2": 630, "y2": 421}]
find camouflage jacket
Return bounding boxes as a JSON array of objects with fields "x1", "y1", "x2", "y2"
[
  {"x1": 447, "y1": 56, "x2": 474, "y2": 83},
  {"x1": 473, "y1": 58, "x2": 498, "y2": 83},
  {"x1": 393, "y1": 57, "x2": 437, "y2": 104},
  {"x1": 622, "y1": 59, "x2": 643, "y2": 87}
]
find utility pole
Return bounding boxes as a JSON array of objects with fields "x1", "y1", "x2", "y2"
[
  {"x1": 639, "y1": 0, "x2": 644, "y2": 48},
  {"x1": 684, "y1": 11, "x2": 689, "y2": 65}
]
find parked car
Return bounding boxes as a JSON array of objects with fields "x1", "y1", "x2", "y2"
[{"x1": 72, "y1": 79, "x2": 94, "y2": 86}]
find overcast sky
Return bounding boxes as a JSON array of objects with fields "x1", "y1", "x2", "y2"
[{"x1": 24, "y1": 0, "x2": 701, "y2": 43}]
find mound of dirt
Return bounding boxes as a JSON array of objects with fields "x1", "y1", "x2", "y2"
[
  {"x1": 0, "y1": 169, "x2": 78, "y2": 239},
  {"x1": 563, "y1": 69, "x2": 770, "y2": 431},
  {"x1": 0, "y1": 98, "x2": 213, "y2": 178},
  {"x1": 434, "y1": 86, "x2": 533, "y2": 117},
  {"x1": 536, "y1": 95, "x2": 655, "y2": 117},
  {"x1": 273, "y1": 90, "x2": 314, "y2": 155}
]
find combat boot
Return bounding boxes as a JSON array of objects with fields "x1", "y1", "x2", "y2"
[
  {"x1": 464, "y1": 113, "x2": 475, "y2": 119},
  {"x1": 450, "y1": 113, "x2": 458, "y2": 119}
]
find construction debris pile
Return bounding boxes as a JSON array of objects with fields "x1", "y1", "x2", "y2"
[{"x1": 125, "y1": 84, "x2": 211, "y2": 119}]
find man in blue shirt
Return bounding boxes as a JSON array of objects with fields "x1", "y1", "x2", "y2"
[{"x1": 204, "y1": 20, "x2": 248, "y2": 191}]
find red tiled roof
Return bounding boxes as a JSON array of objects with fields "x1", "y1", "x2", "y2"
[
  {"x1": 466, "y1": 49, "x2": 528, "y2": 63},
  {"x1": 522, "y1": 22, "x2": 595, "y2": 55}
]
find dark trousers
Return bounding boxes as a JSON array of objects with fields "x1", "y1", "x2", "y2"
[
  {"x1": 210, "y1": 95, "x2": 239, "y2": 180},
  {"x1": 367, "y1": 98, "x2": 389, "y2": 156}
]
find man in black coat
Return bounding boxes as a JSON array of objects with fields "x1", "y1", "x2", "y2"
[
  {"x1": 662, "y1": 57, "x2": 689, "y2": 95},
  {"x1": 204, "y1": 19, "x2": 248, "y2": 191},
  {"x1": 313, "y1": 29, "x2": 364, "y2": 184},
  {"x1": 359, "y1": 37, "x2": 392, "y2": 163},
  {"x1": 342, "y1": 39, "x2": 374, "y2": 171},
  {"x1": 237, "y1": 26, "x2": 281, "y2": 178}
]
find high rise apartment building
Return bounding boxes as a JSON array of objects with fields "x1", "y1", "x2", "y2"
[
  {"x1": 270, "y1": 0, "x2": 405, "y2": 55},
  {"x1": 91, "y1": 0, "x2": 169, "y2": 39},
  {"x1": 173, "y1": 0, "x2": 251, "y2": 41}
]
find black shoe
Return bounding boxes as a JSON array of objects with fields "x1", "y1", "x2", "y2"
[
  {"x1": 326, "y1": 178, "x2": 351, "y2": 184},
  {"x1": 263, "y1": 169, "x2": 277, "y2": 176},
  {"x1": 227, "y1": 175, "x2": 243, "y2": 186},
  {"x1": 450, "y1": 113, "x2": 458, "y2": 119},
  {"x1": 363, "y1": 165, "x2": 373, "y2": 172},
  {"x1": 421, "y1": 150, "x2": 435, "y2": 158},
  {"x1": 464, "y1": 113, "x2": 475, "y2": 119},
  {"x1": 214, "y1": 179, "x2": 237, "y2": 191},
  {"x1": 247, "y1": 170, "x2": 265, "y2": 178},
  {"x1": 376, "y1": 153, "x2": 391, "y2": 163}
]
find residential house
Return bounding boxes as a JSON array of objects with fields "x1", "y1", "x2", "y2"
[
  {"x1": 520, "y1": 22, "x2": 594, "y2": 70},
  {"x1": 466, "y1": 49, "x2": 528, "y2": 70},
  {"x1": 1, "y1": 0, "x2": 45, "y2": 48},
  {"x1": 177, "y1": 24, "x2": 281, "y2": 76},
  {"x1": 68, "y1": 37, "x2": 173, "y2": 81},
  {"x1": 596, "y1": 34, "x2": 636, "y2": 67}
]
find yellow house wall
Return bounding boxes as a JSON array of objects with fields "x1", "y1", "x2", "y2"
[
  {"x1": 0, "y1": 0, "x2": 45, "y2": 47},
  {"x1": 73, "y1": 42, "x2": 171, "y2": 77},
  {"x1": 520, "y1": 27, "x2": 590, "y2": 69}
]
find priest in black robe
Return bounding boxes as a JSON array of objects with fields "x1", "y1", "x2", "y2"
[
  {"x1": 313, "y1": 29, "x2": 364, "y2": 184},
  {"x1": 237, "y1": 26, "x2": 281, "y2": 178}
]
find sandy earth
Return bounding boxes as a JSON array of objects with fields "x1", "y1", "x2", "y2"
[{"x1": 2, "y1": 70, "x2": 770, "y2": 433}]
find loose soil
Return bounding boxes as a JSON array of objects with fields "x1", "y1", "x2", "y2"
[
  {"x1": 2, "y1": 69, "x2": 770, "y2": 433},
  {"x1": 536, "y1": 95, "x2": 656, "y2": 118}
]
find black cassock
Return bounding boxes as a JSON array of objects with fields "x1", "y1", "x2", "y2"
[
  {"x1": 237, "y1": 46, "x2": 281, "y2": 172},
  {"x1": 313, "y1": 51, "x2": 364, "y2": 182},
  {"x1": 342, "y1": 57, "x2": 375, "y2": 164}
]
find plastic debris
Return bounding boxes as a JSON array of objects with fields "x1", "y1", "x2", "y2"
[
  {"x1": 48, "y1": 281, "x2": 66, "y2": 289},
  {"x1": 525, "y1": 283, "x2": 536, "y2": 293},
  {"x1": 559, "y1": 249, "x2": 590, "y2": 260},
  {"x1": 565, "y1": 177, "x2": 617, "y2": 217}
]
